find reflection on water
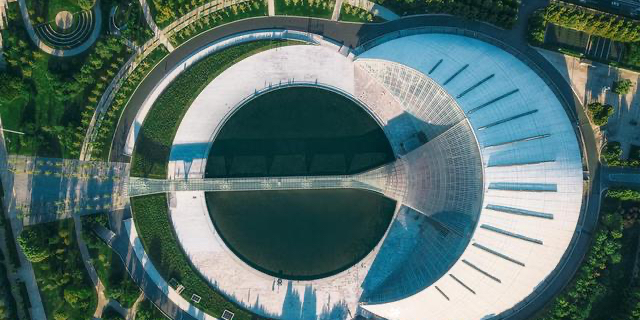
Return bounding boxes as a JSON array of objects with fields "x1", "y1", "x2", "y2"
[
  {"x1": 206, "y1": 189, "x2": 396, "y2": 280},
  {"x1": 203, "y1": 87, "x2": 397, "y2": 279},
  {"x1": 205, "y1": 86, "x2": 394, "y2": 177}
]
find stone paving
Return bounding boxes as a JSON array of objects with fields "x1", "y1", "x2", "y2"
[{"x1": 3, "y1": 156, "x2": 129, "y2": 225}]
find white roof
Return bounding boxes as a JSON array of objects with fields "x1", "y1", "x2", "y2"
[{"x1": 358, "y1": 34, "x2": 583, "y2": 320}]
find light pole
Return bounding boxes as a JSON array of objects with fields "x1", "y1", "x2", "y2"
[{"x1": 1, "y1": 128, "x2": 25, "y2": 135}]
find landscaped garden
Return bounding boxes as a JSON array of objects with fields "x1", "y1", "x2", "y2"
[
  {"x1": 17, "y1": 219, "x2": 97, "y2": 320},
  {"x1": 1, "y1": 2, "x2": 131, "y2": 158},
  {"x1": 113, "y1": 1, "x2": 155, "y2": 46},
  {"x1": 539, "y1": 3, "x2": 640, "y2": 43},
  {"x1": 131, "y1": 194, "x2": 255, "y2": 320},
  {"x1": 130, "y1": 40, "x2": 303, "y2": 178},
  {"x1": 339, "y1": 3, "x2": 379, "y2": 22},
  {"x1": 275, "y1": 0, "x2": 334, "y2": 19},
  {"x1": 82, "y1": 214, "x2": 140, "y2": 308},
  {"x1": 169, "y1": 1, "x2": 268, "y2": 47},
  {"x1": 25, "y1": 0, "x2": 93, "y2": 24}
]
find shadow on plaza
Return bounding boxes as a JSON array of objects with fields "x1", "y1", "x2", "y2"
[
  {"x1": 24, "y1": 158, "x2": 118, "y2": 225},
  {"x1": 279, "y1": 281, "x2": 349, "y2": 320}
]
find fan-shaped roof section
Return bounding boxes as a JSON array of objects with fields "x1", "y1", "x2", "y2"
[{"x1": 357, "y1": 33, "x2": 583, "y2": 320}]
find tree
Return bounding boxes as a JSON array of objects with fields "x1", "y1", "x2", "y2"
[
  {"x1": 614, "y1": 79, "x2": 633, "y2": 95},
  {"x1": 63, "y1": 286, "x2": 92, "y2": 308},
  {"x1": 587, "y1": 101, "x2": 614, "y2": 126},
  {"x1": 77, "y1": 0, "x2": 95, "y2": 10},
  {"x1": 17, "y1": 229, "x2": 50, "y2": 263},
  {"x1": 0, "y1": 73, "x2": 27, "y2": 101}
]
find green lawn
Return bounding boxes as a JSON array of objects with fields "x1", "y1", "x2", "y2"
[
  {"x1": 130, "y1": 40, "x2": 303, "y2": 178},
  {"x1": 275, "y1": 0, "x2": 334, "y2": 18},
  {"x1": 24, "y1": 219, "x2": 97, "y2": 320},
  {"x1": 131, "y1": 195, "x2": 255, "y2": 320},
  {"x1": 82, "y1": 214, "x2": 141, "y2": 308}
]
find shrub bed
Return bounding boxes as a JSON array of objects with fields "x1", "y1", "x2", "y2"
[
  {"x1": 136, "y1": 298, "x2": 169, "y2": 320},
  {"x1": 170, "y1": 1, "x2": 267, "y2": 47},
  {"x1": 131, "y1": 40, "x2": 302, "y2": 178},
  {"x1": 339, "y1": 3, "x2": 378, "y2": 22},
  {"x1": 602, "y1": 142, "x2": 640, "y2": 167},
  {"x1": 275, "y1": 0, "x2": 334, "y2": 18},
  {"x1": 0, "y1": 253, "x2": 18, "y2": 320}
]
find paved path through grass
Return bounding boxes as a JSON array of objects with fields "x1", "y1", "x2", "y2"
[{"x1": 138, "y1": 0, "x2": 175, "y2": 52}]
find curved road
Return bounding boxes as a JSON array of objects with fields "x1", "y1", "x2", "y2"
[{"x1": 109, "y1": 9, "x2": 602, "y2": 320}]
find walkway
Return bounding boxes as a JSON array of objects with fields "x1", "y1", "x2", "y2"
[
  {"x1": 331, "y1": 0, "x2": 343, "y2": 21},
  {"x1": 3, "y1": 156, "x2": 129, "y2": 225},
  {"x1": 74, "y1": 215, "x2": 110, "y2": 319},
  {"x1": 268, "y1": 0, "x2": 275, "y2": 16},
  {"x1": 0, "y1": 118, "x2": 47, "y2": 320},
  {"x1": 128, "y1": 160, "x2": 406, "y2": 200},
  {"x1": 16, "y1": 0, "x2": 102, "y2": 56},
  {"x1": 137, "y1": 0, "x2": 175, "y2": 52}
]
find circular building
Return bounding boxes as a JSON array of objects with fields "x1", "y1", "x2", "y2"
[{"x1": 130, "y1": 31, "x2": 583, "y2": 320}]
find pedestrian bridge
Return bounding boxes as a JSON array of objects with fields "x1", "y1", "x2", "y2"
[{"x1": 126, "y1": 160, "x2": 408, "y2": 203}]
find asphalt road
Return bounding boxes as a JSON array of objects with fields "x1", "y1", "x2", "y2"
[{"x1": 111, "y1": 8, "x2": 603, "y2": 320}]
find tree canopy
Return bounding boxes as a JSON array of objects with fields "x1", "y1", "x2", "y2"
[
  {"x1": 587, "y1": 101, "x2": 614, "y2": 126},
  {"x1": 614, "y1": 79, "x2": 633, "y2": 95},
  {"x1": 542, "y1": 3, "x2": 640, "y2": 42},
  {"x1": 17, "y1": 229, "x2": 51, "y2": 263}
]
